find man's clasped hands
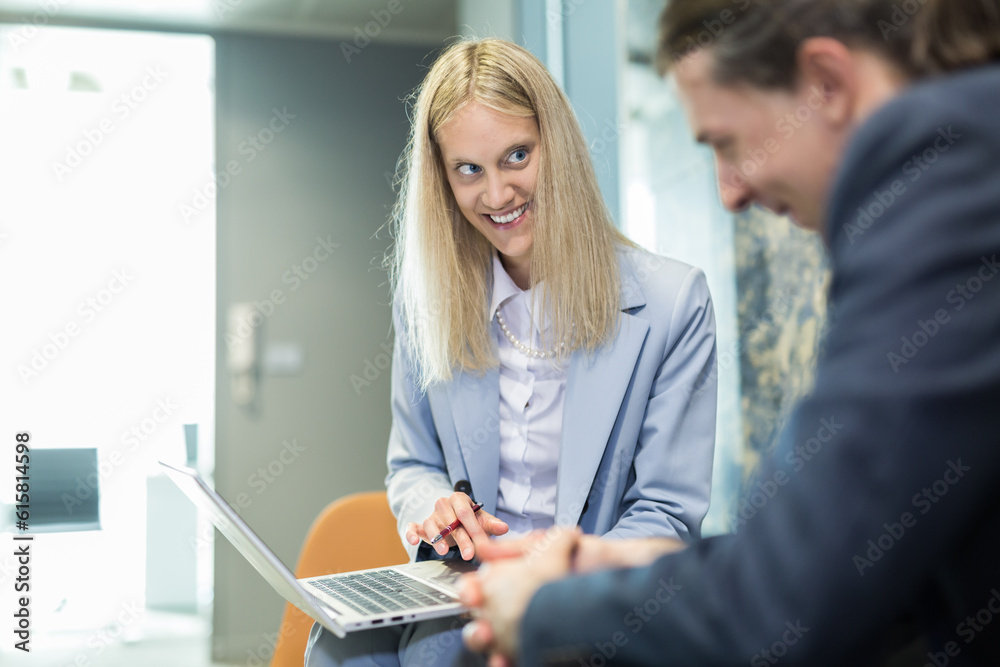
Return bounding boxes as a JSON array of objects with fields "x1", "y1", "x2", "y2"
[{"x1": 457, "y1": 526, "x2": 685, "y2": 666}]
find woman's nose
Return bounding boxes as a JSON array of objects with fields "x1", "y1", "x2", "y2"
[{"x1": 483, "y1": 173, "x2": 515, "y2": 210}]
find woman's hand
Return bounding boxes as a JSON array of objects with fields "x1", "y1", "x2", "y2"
[{"x1": 404, "y1": 493, "x2": 509, "y2": 560}]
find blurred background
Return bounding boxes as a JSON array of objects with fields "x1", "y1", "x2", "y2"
[{"x1": 0, "y1": 0, "x2": 828, "y2": 664}]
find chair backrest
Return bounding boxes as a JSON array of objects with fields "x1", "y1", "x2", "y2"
[{"x1": 270, "y1": 490, "x2": 408, "y2": 666}]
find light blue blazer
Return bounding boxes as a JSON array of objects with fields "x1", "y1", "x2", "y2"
[{"x1": 385, "y1": 246, "x2": 718, "y2": 561}]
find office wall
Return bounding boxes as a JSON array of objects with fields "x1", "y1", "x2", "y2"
[
  {"x1": 212, "y1": 34, "x2": 432, "y2": 662},
  {"x1": 458, "y1": 0, "x2": 515, "y2": 39},
  {"x1": 519, "y1": 0, "x2": 623, "y2": 224}
]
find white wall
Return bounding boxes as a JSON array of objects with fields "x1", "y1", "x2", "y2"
[{"x1": 458, "y1": 0, "x2": 515, "y2": 39}]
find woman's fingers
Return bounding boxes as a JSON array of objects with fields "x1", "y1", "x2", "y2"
[
  {"x1": 448, "y1": 496, "x2": 485, "y2": 560},
  {"x1": 477, "y1": 510, "x2": 509, "y2": 537},
  {"x1": 419, "y1": 493, "x2": 474, "y2": 557},
  {"x1": 422, "y1": 512, "x2": 450, "y2": 556},
  {"x1": 450, "y1": 500, "x2": 511, "y2": 559},
  {"x1": 404, "y1": 522, "x2": 427, "y2": 546},
  {"x1": 417, "y1": 494, "x2": 509, "y2": 560}
]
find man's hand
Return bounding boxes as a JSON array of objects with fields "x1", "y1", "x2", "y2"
[
  {"x1": 461, "y1": 527, "x2": 582, "y2": 660},
  {"x1": 404, "y1": 493, "x2": 509, "y2": 560},
  {"x1": 461, "y1": 531, "x2": 688, "y2": 662},
  {"x1": 572, "y1": 534, "x2": 686, "y2": 572}
]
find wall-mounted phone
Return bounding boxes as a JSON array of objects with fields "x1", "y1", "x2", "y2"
[{"x1": 226, "y1": 303, "x2": 261, "y2": 408}]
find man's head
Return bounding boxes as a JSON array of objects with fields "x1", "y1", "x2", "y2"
[{"x1": 657, "y1": 0, "x2": 1000, "y2": 231}]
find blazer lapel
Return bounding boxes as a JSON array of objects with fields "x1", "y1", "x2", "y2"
[
  {"x1": 555, "y1": 258, "x2": 648, "y2": 525},
  {"x1": 445, "y1": 367, "x2": 501, "y2": 514}
]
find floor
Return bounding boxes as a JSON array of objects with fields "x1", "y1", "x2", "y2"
[
  {"x1": 2, "y1": 611, "x2": 241, "y2": 666},
  {"x1": 8, "y1": 637, "x2": 240, "y2": 666}
]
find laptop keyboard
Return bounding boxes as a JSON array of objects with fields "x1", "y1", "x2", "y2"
[{"x1": 307, "y1": 569, "x2": 455, "y2": 616}]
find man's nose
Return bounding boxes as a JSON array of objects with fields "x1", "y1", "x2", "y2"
[{"x1": 716, "y1": 160, "x2": 753, "y2": 213}]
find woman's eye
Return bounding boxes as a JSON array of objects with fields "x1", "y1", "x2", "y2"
[
  {"x1": 458, "y1": 164, "x2": 481, "y2": 176},
  {"x1": 508, "y1": 149, "x2": 528, "y2": 164}
]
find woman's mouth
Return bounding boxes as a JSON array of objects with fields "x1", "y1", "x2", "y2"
[{"x1": 486, "y1": 202, "x2": 529, "y2": 226}]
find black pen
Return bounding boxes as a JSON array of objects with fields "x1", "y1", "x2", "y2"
[{"x1": 430, "y1": 503, "x2": 483, "y2": 544}]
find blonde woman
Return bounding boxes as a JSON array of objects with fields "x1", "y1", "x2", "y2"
[{"x1": 306, "y1": 37, "x2": 717, "y2": 666}]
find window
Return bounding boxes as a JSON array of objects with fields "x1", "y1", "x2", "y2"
[{"x1": 0, "y1": 25, "x2": 216, "y2": 658}]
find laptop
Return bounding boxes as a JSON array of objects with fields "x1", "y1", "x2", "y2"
[{"x1": 159, "y1": 461, "x2": 475, "y2": 637}]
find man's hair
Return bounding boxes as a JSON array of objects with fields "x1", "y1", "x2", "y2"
[
  {"x1": 656, "y1": 0, "x2": 1000, "y2": 88},
  {"x1": 388, "y1": 38, "x2": 631, "y2": 390},
  {"x1": 913, "y1": 0, "x2": 1000, "y2": 73}
]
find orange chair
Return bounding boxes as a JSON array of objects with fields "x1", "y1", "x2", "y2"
[{"x1": 270, "y1": 491, "x2": 409, "y2": 666}]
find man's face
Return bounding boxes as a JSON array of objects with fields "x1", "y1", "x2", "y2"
[{"x1": 673, "y1": 50, "x2": 844, "y2": 232}]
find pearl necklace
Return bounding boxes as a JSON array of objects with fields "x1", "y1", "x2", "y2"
[{"x1": 494, "y1": 308, "x2": 562, "y2": 359}]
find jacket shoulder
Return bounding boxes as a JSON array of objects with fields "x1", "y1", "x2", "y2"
[{"x1": 617, "y1": 245, "x2": 710, "y2": 313}]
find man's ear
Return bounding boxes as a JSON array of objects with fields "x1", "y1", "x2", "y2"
[{"x1": 794, "y1": 37, "x2": 857, "y2": 131}]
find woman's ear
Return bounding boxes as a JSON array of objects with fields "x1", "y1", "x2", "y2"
[{"x1": 794, "y1": 37, "x2": 858, "y2": 131}]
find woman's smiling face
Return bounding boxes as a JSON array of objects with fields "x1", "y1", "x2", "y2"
[{"x1": 436, "y1": 101, "x2": 540, "y2": 286}]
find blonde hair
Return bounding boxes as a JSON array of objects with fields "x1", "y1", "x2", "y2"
[{"x1": 388, "y1": 38, "x2": 631, "y2": 390}]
